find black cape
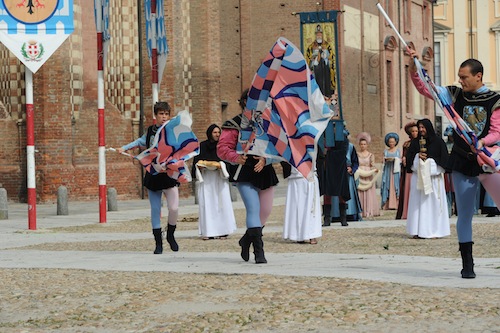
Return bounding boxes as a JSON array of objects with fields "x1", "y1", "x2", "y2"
[{"x1": 406, "y1": 119, "x2": 448, "y2": 172}]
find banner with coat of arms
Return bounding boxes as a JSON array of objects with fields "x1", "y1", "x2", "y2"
[{"x1": 0, "y1": 0, "x2": 74, "y2": 73}]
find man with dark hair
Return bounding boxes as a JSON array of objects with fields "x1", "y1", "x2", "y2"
[{"x1": 409, "y1": 51, "x2": 500, "y2": 279}]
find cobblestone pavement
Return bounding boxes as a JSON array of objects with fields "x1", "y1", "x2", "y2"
[{"x1": 0, "y1": 187, "x2": 499, "y2": 332}]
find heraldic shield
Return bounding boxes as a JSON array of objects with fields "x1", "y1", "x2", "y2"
[
  {"x1": 3, "y1": 0, "x2": 59, "y2": 24},
  {"x1": 0, "y1": 0, "x2": 74, "y2": 73}
]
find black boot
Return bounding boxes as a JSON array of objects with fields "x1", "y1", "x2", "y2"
[
  {"x1": 459, "y1": 242, "x2": 476, "y2": 279},
  {"x1": 153, "y1": 228, "x2": 163, "y2": 254},
  {"x1": 322, "y1": 204, "x2": 331, "y2": 226},
  {"x1": 249, "y1": 227, "x2": 267, "y2": 264},
  {"x1": 239, "y1": 230, "x2": 251, "y2": 262},
  {"x1": 340, "y1": 203, "x2": 348, "y2": 227},
  {"x1": 166, "y1": 224, "x2": 179, "y2": 252}
]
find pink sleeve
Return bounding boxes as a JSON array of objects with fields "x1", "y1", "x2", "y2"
[
  {"x1": 410, "y1": 71, "x2": 434, "y2": 100},
  {"x1": 482, "y1": 108, "x2": 500, "y2": 146},
  {"x1": 217, "y1": 128, "x2": 240, "y2": 163}
]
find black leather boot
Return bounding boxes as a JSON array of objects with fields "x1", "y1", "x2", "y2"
[
  {"x1": 239, "y1": 230, "x2": 251, "y2": 262},
  {"x1": 249, "y1": 227, "x2": 267, "y2": 264},
  {"x1": 459, "y1": 242, "x2": 476, "y2": 278},
  {"x1": 166, "y1": 224, "x2": 179, "y2": 252},
  {"x1": 322, "y1": 204, "x2": 331, "y2": 226},
  {"x1": 153, "y1": 228, "x2": 163, "y2": 254},
  {"x1": 340, "y1": 203, "x2": 348, "y2": 226}
]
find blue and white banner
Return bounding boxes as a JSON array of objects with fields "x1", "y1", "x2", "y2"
[
  {"x1": 0, "y1": 0, "x2": 74, "y2": 73},
  {"x1": 94, "y1": 0, "x2": 110, "y2": 65},
  {"x1": 145, "y1": 0, "x2": 168, "y2": 85}
]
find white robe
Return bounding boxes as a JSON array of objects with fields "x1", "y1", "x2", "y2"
[
  {"x1": 197, "y1": 168, "x2": 237, "y2": 237},
  {"x1": 283, "y1": 168, "x2": 322, "y2": 242},
  {"x1": 406, "y1": 155, "x2": 450, "y2": 238}
]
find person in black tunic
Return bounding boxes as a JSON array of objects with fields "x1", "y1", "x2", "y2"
[
  {"x1": 118, "y1": 102, "x2": 180, "y2": 254},
  {"x1": 217, "y1": 90, "x2": 279, "y2": 264}
]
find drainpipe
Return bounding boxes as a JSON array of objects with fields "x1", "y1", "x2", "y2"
[
  {"x1": 398, "y1": 0, "x2": 403, "y2": 128},
  {"x1": 137, "y1": 0, "x2": 145, "y2": 199},
  {"x1": 469, "y1": 0, "x2": 473, "y2": 57},
  {"x1": 239, "y1": 0, "x2": 243, "y2": 94},
  {"x1": 431, "y1": 0, "x2": 437, "y2": 125},
  {"x1": 359, "y1": 0, "x2": 365, "y2": 127}
]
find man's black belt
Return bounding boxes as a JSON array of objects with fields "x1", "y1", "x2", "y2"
[{"x1": 452, "y1": 145, "x2": 476, "y2": 161}]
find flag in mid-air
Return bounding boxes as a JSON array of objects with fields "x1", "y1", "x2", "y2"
[
  {"x1": 240, "y1": 37, "x2": 333, "y2": 180},
  {"x1": 135, "y1": 110, "x2": 199, "y2": 183},
  {"x1": 413, "y1": 59, "x2": 500, "y2": 173}
]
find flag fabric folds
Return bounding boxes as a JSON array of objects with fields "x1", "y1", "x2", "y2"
[
  {"x1": 135, "y1": 110, "x2": 199, "y2": 183},
  {"x1": 413, "y1": 59, "x2": 500, "y2": 173},
  {"x1": 240, "y1": 37, "x2": 333, "y2": 181}
]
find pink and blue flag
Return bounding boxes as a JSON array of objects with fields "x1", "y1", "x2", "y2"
[
  {"x1": 377, "y1": 1, "x2": 500, "y2": 207},
  {"x1": 377, "y1": 2, "x2": 500, "y2": 173},
  {"x1": 413, "y1": 59, "x2": 500, "y2": 173},
  {"x1": 135, "y1": 110, "x2": 199, "y2": 183},
  {"x1": 240, "y1": 37, "x2": 333, "y2": 181}
]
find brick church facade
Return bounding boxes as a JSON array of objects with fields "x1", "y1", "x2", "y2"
[{"x1": 0, "y1": 0, "x2": 434, "y2": 202}]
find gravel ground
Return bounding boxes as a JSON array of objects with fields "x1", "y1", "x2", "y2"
[
  {"x1": 15, "y1": 206, "x2": 500, "y2": 258},
  {"x1": 1, "y1": 205, "x2": 499, "y2": 332}
]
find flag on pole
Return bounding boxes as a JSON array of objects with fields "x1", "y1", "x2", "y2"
[
  {"x1": 145, "y1": 0, "x2": 168, "y2": 85},
  {"x1": 0, "y1": 0, "x2": 74, "y2": 73},
  {"x1": 376, "y1": 2, "x2": 500, "y2": 173},
  {"x1": 94, "y1": 0, "x2": 110, "y2": 64},
  {"x1": 240, "y1": 37, "x2": 333, "y2": 181},
  {"x1": 135, "y1": 110, "x2": 199, "y2": 183},
  {"x1": 413, "y1": 54, "x2": 500, "y2": 173}
]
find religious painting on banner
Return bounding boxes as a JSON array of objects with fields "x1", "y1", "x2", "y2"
[
  {"x1": 0, "y1": 0, "x2": 74, "y2": 73},
  {"x1": 300, "y1": 10, "x2": 344, "y2": 141},
  {"x1": 301, "y1": 11, "x2": 340, "y2": 101}
]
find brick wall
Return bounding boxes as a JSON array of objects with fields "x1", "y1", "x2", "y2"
[{"x1": 0, "y1": 0, "x2": 434, "y2": 202}]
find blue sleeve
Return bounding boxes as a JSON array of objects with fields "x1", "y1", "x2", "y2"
[
  {"x1": 436, "y1": 86, "x2": 453, "y2": 106},
  {"x1": 265, "y1": 157, "x2": 282, "y2": 165},
  {"x1": 121, "y1": 134, "x2": 147, "y2": 151}
]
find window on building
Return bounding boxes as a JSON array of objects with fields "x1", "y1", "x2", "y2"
[
  {"x1": 467, "y1": 33, "x2": 477, "y2": 59},
  {"x1": 386, "y1": 60, "x2": 393, "y2": 113},
  {"x1": 383, "y1": 0, "x2": 393, "y2": 25},
  {"x1": 434, "y1": 42, "x2": 441, "y2": 86},
  {"x1": 405, "y1": 65, "x2": 410, "y2": 114},
  {"x1": 413, "y1": 90, "x2": 423, "y2": 117},
  {"x1": 404, "y1": 0, "x2": 411, "y2": 34},
  {"x1": 422, "y1": 3, "x2": 430, "y2": 41}
]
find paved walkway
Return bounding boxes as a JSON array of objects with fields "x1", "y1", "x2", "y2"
[{"x1": 1, "y1": 190, "x2": 499, "y2": 290}]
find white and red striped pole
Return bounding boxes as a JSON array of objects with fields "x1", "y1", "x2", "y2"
[
  {"x1": 151, "y1": 0, "x2": 159, "y2": 120},
  {"x1": 25, "y1": 68, "x2": 36, "y2": 230},
  {"x1": 96, "y1": 1, "x2": 107, "y2": 223}
]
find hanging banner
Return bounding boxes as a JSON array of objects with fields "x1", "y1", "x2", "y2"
[
  {"x1": 94, "y1": 0, "x2": 110, "y2": 65},
  {"x1": 300, "y1": 11, "x2": 340, "y2": 100},
  {"x1": 0, "y1": 0, "x2": 74, "y2": 73},
  {"x1": 145, "y1": 0, "x2": 168, "y2": 85},
  {"x1": 299, "y1": 10, "x2": 344, "y2": 141}
]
